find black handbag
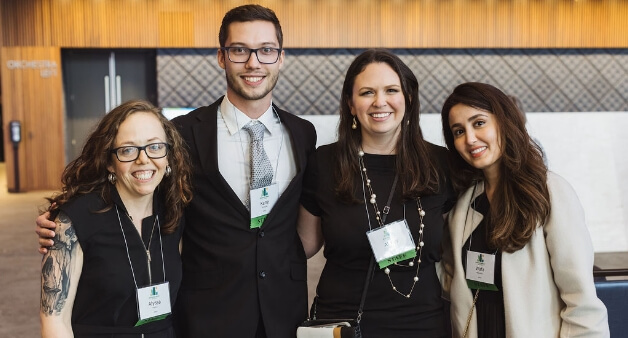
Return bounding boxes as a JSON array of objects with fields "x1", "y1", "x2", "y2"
[
  {"x1": 296, "y1": 256, "x2": 373, "y2": 338},
  {"x1": 296, "y1": 318, "x2": 361, "y2": 338}
]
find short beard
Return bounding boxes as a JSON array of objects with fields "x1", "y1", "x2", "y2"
[{"x1": 225, "y1": 71, "x2": 279, "y2": 101}]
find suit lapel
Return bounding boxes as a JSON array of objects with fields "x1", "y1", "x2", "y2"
[
  {"x1": 460, "y1": 181, "x2": 485, "y2": 244},
  {"x1": 261, "y1": 107, "x2": 306, "y2": 226},
  {"x1": 192, "y1": 99, "x2": 249, "y2": 217},
  {"x1": 276, "y1": 107, "x2": 306, "y2": 174},
  {"x1": 189, "y1": 102, "x2": 310, "y2": 225}
]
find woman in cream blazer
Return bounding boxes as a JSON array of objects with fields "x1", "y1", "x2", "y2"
[
  {"x1": 439, "y1": 82, "x2": 609, "y2": 337},
  {"x1": 442, "y1": 176, "x2": 608, "y2": 337}
]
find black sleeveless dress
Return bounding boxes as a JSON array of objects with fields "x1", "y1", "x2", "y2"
[{"x1": 60, "y1": 187, "x2": 182, "y2": 337}]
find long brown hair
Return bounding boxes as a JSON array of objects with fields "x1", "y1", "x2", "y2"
[
  {"x1": 47, "y1": 100, "x2": 192, "y2": 233},
  {"x1": 441, "y1": 82, "x2": 550, "y2": 252},
  {"x1": 336, "y1": 49, "x2": 440, "y2": 202}
]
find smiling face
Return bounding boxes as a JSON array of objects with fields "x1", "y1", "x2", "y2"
[
  {"x1": 448, "y1": 103, "x2": 503, "y2": 180},
  {"x1": 218, "y1": 20, "x2": 284, "y2": 113},
  {"x1": 349, "y1": 62, "x2": 406, "y2": 151},
  {"x1": 107, "y1": 112, "x2": 169, "y2": 202}
]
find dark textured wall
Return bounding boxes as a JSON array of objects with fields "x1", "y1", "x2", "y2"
[{"x1": 158, "y1": 48, "x2": 628, "y2": 114}]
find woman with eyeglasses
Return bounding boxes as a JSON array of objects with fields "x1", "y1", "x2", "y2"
[{"x1": 40, "y1": 100, "x2": 193, "y2": 338}]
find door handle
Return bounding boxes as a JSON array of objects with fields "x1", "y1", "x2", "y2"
[
  {"x1": 104, "y1": 75, "x2": 110, "y2": 112},
  {"x1": 116, "y1": 75, "x2": 122, "y2": 106}
]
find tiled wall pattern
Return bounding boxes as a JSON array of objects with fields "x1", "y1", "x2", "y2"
[{"x1": 157, "y1": 49, "x2": 628, "y2": 114}]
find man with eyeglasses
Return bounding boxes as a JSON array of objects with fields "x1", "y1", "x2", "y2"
[{"x1": 169, "y1": 4, "x2": 315, "y2": 338}]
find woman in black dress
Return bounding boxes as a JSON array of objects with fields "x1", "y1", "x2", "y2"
[
  {"x1": 40, "y1": 100, "x2": 192, "y2": 337},
  {"x1": 298, "y1": 49, "x2": 455, "y2": 337}
]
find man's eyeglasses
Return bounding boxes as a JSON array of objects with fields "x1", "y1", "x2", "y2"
[
  {"x1": 222, "y1": 47, "x2": 282, "y2": 64},
  {"x1": 110, "y1": 143, "x2": 170, "y2": 162}
]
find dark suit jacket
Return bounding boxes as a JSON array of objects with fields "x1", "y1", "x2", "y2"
[{"x1": 172, "y1": 97, "x2": 316, "y2": 337}]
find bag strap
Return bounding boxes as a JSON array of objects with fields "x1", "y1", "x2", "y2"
[
  {"x1": 357, "y1": 174, "x2": 398, "y2": 324},
  {"x1": 380, "y1": 174, "x2": 398, "y2": 225},
  {"x1": 311, "y1": 174, "x2": 399, "y2": 323},
  {"x1": 356, "y1": 256, "x2": 374, "y2": 324}
]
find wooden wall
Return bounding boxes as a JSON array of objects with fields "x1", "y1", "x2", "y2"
[
  {"x1": 1, "y1": 47, "x2": 63, "y2": 191},
  {"x1": 1, "y1": 0, "x2": 627, "y2": 48},
  {"x1": 1, "y1": 0, "x2": 627, "y2": 191}
]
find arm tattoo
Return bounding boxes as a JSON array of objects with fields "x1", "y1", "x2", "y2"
[{"x1": 41, "y1": 212, "x2": 78, "y2": 316}]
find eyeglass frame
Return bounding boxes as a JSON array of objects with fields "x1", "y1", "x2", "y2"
[
  {"x1": 221, "y1": 46, "x2": 283, "y2": 64},
  {"x1": 110, "y1": 142, "x2": 171, "y2": 162}
]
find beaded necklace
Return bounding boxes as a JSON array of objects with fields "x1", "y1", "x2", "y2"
[{"x1": 358, "y1": 150, "x2": 426, "y2": 298}]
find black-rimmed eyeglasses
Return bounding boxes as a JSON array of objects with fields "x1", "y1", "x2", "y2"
[
  {"x1": 221, "y1": 46, "x2": 282, "y2": 64},
  {"x1": 110, "y1": 143, "x2": 170, "y2": 162}
]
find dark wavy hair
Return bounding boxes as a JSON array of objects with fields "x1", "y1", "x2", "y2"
[
  {"x1": 46, "y1": 100, "x2": 193, "y2": 234},
  {"x1": 441, "y1": 82, "x2": 550, "y2": 252},
  {"x1": 219, "y1": 4, "x2": 283, "y2": 48},
  {"x1": 336, "y1": 49, "x2": 440, "y2": 202}
]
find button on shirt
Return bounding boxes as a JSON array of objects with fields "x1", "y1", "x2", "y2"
[{"x1": 217, "y1": 95, "x2": 296, "y2": 206}]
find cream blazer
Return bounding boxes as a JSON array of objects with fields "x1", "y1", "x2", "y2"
[{"x1": 441, "y1": 172, "x2": 609, "y2": 337}]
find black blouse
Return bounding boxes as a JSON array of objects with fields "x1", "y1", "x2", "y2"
[
  {"x1": 462, "y1": 192, "x2": 506, "y2": 338},
  {"x1": 302, "y1": 143, "x2": 456, "y2": 338}
]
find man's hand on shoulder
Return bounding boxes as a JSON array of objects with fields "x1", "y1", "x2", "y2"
[{"x1": 36, "y1": 211, "x2": 57, "y2": 254}]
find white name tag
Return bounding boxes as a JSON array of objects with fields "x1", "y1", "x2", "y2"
[
  {"x1": 135, "y1": 282, "x2": 171, "y2": 326},
  {"x1": 465, "y1": 250, "x2": 496, "y2": 284},
  {"x1": 366, "y1": 219, "x2": 416, "y2": 269},
  {"x1": 250, "y1": 184, "x2": 278, "y2": 228}
]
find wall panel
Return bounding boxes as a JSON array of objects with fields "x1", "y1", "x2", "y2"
[
  {"x1": 1, "y1": 0, "x2": 626, "y2": 48},
  {"x1": 157, "y1": 48, "x2": 628, "y2": 115},
  {"x1": 1, "y1": 47, "x2": 64, "y2": 191},
  {"x1": 159, "y1": 12, "x2": 195, "y2": 47}
]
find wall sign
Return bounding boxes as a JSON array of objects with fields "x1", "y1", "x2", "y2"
[{"x1": 6, "y1": 60, "x2": 58, "y2": 78}]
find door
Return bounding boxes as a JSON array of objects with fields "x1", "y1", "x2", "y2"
[{"x1": 62, "y1": 49, "x2": 157, "y2": 162}]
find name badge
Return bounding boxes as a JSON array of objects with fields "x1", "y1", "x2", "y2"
[
  {"x1": 250, "y1": 184, "x2": 278, "y2": 229},
  {"x1": 366, "y1": 219, "x2": 416, "y2": 269},
  {"x1": 465, "y1": 250, "x2": 499, "y2": 291},
  {"x1": 135, "y1": 282, "x2": 171, "y2": 326}
]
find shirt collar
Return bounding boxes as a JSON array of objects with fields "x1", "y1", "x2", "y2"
[{"x1": 220, "y1": 95, "x2": 276, "y2": 136}]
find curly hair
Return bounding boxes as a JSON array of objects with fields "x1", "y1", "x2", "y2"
[
  {"x1": 46, "y1": 100, "x2": 192, "y2": 234},
  {"x1": 441, "y1": 82, "x2": 550, "y2": 252},
  {"x1": 335, "y1": 49, "x2": 441, "y2": 203}
]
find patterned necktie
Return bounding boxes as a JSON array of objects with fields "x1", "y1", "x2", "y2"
[{"x1": 243, "y1": 121, "x2": 274, "y2": 192}]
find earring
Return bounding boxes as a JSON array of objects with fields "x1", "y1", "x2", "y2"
[
  {"x1": 407, "y1": 120, "x2": 410, "y2": 126},
  {"x1": 165, "y1": 165, "x2": 172, "y2": 177},
  {"x1": 107, "y1": 172, "x2": 116, "y2": 185},
  {"x1": 351, "y1": 116, "x2": 358, "y2": 130}
]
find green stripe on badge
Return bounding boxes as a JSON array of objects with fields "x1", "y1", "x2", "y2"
[
  {"x1": 250, "y1": 215, "x2": 267, "y2": 229},
  {"x1": 466, "y1": 279, "x2": 499, "y2": 291},
  {"x1": 378, "y1": 250, "x2": 417, "y2": 269},
  {"x1": 135, "y1": 313, "x2": 170, "y2": 327}
]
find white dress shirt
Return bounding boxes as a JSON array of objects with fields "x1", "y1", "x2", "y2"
[{"x1": 217, "y1": 95, "x2": 296, "y2": 206}]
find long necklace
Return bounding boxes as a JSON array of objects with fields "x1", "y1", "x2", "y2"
[
  {"x1": 358, "y1": 150, "x2": 426, "y2": 298},
  {"x1": 115, "y1": 205, "x2": 165, "y2": 286}
]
